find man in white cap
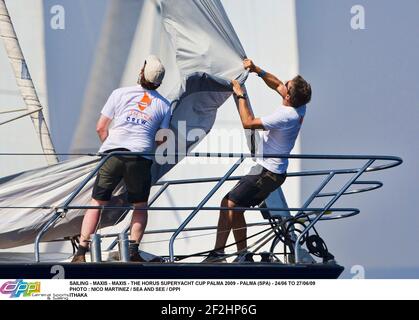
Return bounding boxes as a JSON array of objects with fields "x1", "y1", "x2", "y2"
[{"x1": 72, "y1": 55, "x2": 171, "y2": 263}]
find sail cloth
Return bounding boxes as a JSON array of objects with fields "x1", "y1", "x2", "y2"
[
  {"x1": 0, "y1": 0, "x2": 248, "y2": 249},
  {"x1": 0, "y1": 0, "x2": 58, "y2": 165}
]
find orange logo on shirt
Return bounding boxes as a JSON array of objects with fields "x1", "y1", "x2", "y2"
[{"x1": 137, "y1": 92, "x2": 152, "y2": 111}]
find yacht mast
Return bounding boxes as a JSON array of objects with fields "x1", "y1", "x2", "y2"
[{"x1": 0, "y1": 0, "x2": 58, "y2": 165}]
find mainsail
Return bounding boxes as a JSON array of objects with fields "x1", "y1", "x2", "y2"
[
  {"x1": 0, "y1": 0, "x2": 248, "y2": 249},
  {"x1": 0, "y1": 0, "x2": 58, "y2": 165}
]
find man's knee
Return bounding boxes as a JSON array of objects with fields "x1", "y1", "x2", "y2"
[
  {"x1": 221, "y1": 197, "x2": 228, "y2": 207},
  {"x1": 221, "y1": 196, "x2": 237, "y2": 208},
  {"x1": 91, "y1": 198, "x2": 108, "y2": 206},
  {"x1": 132, "y1": 202, "x2": 147, "y2": 213}
]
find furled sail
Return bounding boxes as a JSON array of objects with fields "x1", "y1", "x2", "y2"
[{"x1": 0, "y1": 0, "x2": 248, "y2": 249}]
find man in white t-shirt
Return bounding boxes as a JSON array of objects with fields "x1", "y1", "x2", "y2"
[
  {"x1": 72, "y1": 55, "x2": 171, "y2": 263},
  {"x1": 204, "y1": 59, "x2": 312, "y2": 263}
]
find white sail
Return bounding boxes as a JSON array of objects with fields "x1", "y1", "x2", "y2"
[
  {"x1": 0, "y1": 0, "x2": 58, "y2": 165},
  {"x1": 71, "y1": 0, "x2": 246, "y2": 155},
  {"x1": 0, "y1": 0, "x2": 249, "y2": 249}
]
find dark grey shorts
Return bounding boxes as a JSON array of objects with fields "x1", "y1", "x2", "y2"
[
  {"x1": 92, "y1": 149, "x2": 153, "y2": 203},
  {"x1": 225, "y1": 165, "x2": 286, "y2": 207}
]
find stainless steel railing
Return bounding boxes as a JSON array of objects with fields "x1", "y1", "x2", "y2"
[{"x1": 23, "y1": 151, "x2": 401, "y2": 263}]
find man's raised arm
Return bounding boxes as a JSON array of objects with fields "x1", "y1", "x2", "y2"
[
  {"x1": 243, "y1": 59, "x2": 288, "y2": 99},
  {"x1": 232, "y1": 80, "x2": 265, "y2": 130}
]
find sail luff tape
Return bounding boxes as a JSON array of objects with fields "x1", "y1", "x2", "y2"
[{"x1": 0, "y1": 0, "x2": 58, "y2": 165}]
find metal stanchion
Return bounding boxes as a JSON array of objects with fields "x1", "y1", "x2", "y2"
[
  {"x1": 90, "y1": 234, "x2": 102, "y2": 262},
  {"x1": 118, "y1": 233, "x2": 130, "y2": 262}
]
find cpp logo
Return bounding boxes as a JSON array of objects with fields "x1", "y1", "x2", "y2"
[{"x1": 0, "y1": 280, "x2": 41, "y2": 298}]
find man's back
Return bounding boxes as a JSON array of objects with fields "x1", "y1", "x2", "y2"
[{"x1": 99, "y1": 85, "x2": 171, "y2": 155}]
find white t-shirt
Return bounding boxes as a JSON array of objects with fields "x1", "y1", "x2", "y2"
[
  {"x1": 256, "y1": 105, "x2": 306, "y2": 174},
  {"x1": 98, "y1": 85, "x2": 171, "y2": 157}
]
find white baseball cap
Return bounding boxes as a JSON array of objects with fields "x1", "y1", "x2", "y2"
[{"x1": 144, "y1": 55, "x2": 165, "y2": 85}]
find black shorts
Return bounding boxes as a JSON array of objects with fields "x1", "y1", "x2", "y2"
[
  {"x1": 92, "y1": 149, "x2": 153, "y2": 203},
  {"x1": 225, "y1": 165, "x2": 286, "y2": 207}
]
